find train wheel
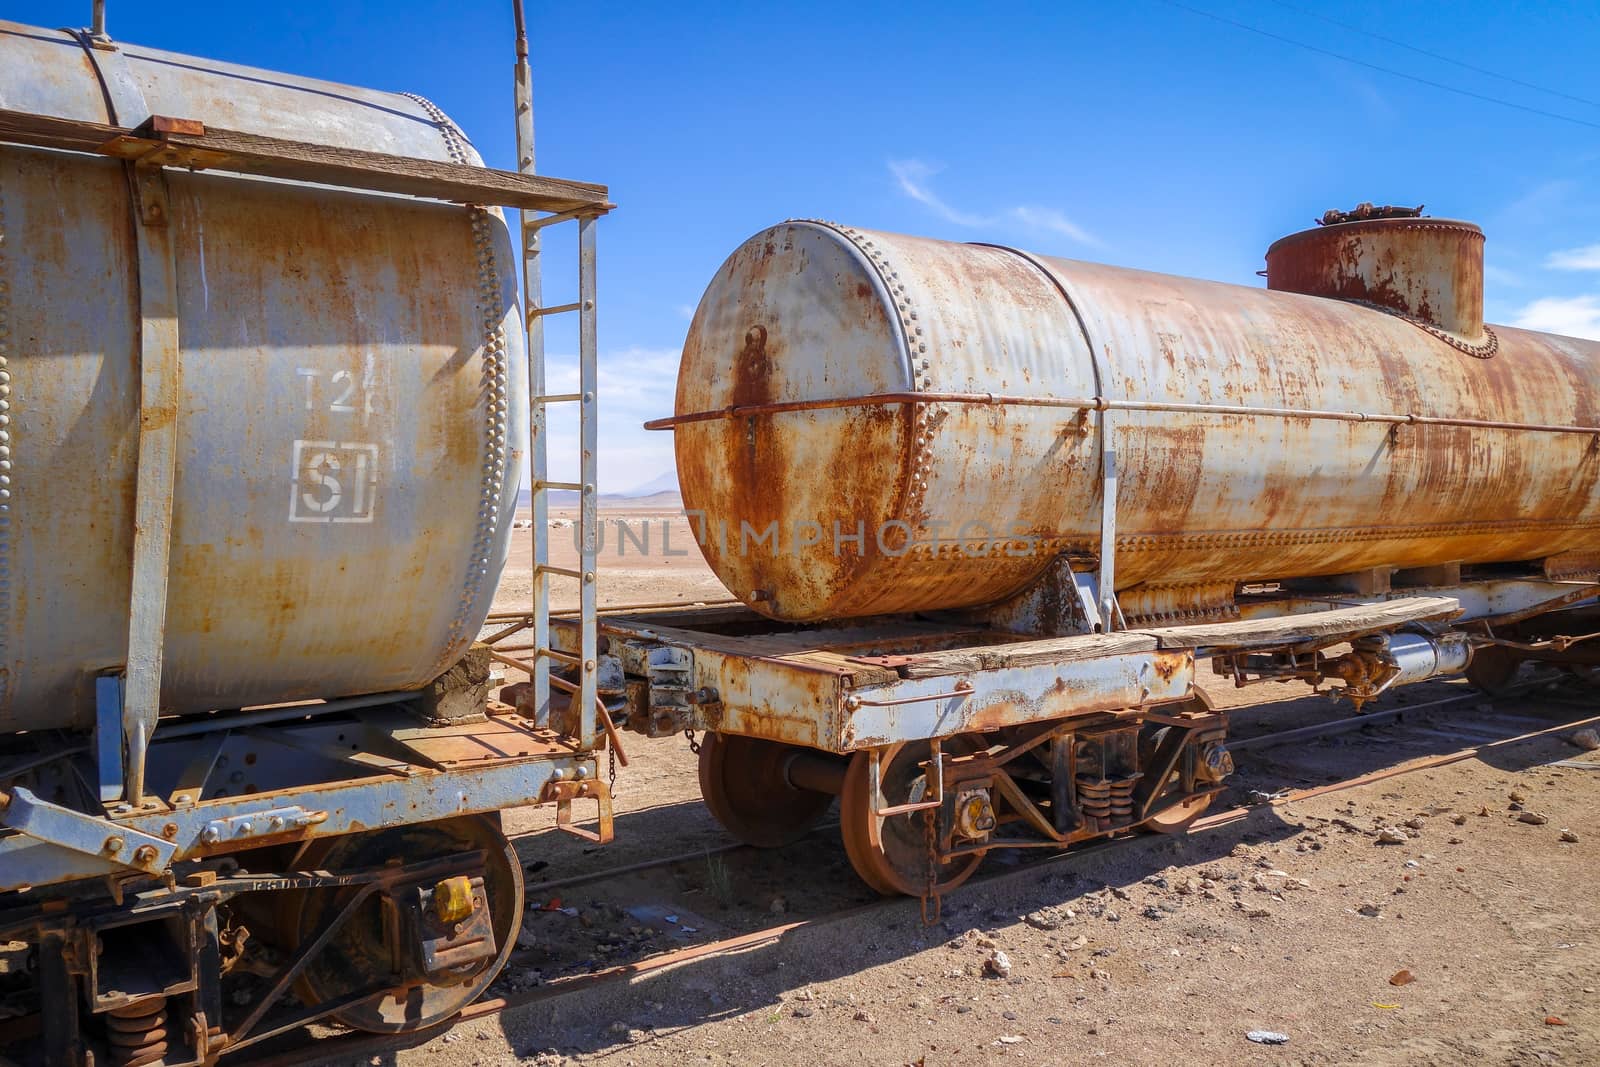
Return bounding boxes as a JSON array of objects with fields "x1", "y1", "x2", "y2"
[
  {"x1": 1142, "y1": 793, "x2": 1213, "y2": 833},
  {"x1": 276, "y1": 815, "x2": 522, "y2": 1033},
  {"x1": 1467, "y1": 645, "x2": 1522, "y2": 694},
  {"x1": 697, "y1": 732, "x2": 833, "y2": 848},
  {"x1": 1138, "y1": 722, "x2": 1214, "y2": 834},
  {"x1": 839, "y1": 740, "x2": 984, "y2": 897}
]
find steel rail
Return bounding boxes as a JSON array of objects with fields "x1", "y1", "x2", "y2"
[
  {"x1": 80, "y1": 693, "x2": 1600, "y2": 1067},
  {"x1": 643, "y1": 389, "x2": 1600, "y2": 437}
]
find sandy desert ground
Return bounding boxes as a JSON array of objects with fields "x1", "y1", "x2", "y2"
[{"x1": 354, "y1": 505, "x2": 1600, "y2": 1067}]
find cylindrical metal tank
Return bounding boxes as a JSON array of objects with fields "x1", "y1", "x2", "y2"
[
  {"x1": 0, "y1": 22, "x2": 525, "y2": 731},
  {"x1": 671, "y1": 219, "x2": 1600, "y2": 621}
]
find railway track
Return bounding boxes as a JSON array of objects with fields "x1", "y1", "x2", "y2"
[{"x1": 212, "y1": 680, "x2": 1599, "y2": 1067}]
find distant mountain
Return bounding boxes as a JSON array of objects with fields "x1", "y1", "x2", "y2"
[
  {"x1": 622, "y1": 470, "x2": 679, "y2": 497},
  {"x1": 516, "y1": 469, "x2": 681, "y2": 509}
]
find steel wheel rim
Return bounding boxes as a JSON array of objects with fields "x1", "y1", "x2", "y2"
[
  {"x1": 1142, "y1": 792, "x2": 1213, "y2": 833},
  {"x1": 697, "y1": 732, "x2": 834, "y2": 848},
  {"x1": 839, "y1": 740, "x2": 984, "y2": 897},
  {"x1": 1466, "y1": 645, "x2": 1521, "y2": 694},
  {"x1": 277, "y1": 815, "x2": 523, "y2": 1034}
]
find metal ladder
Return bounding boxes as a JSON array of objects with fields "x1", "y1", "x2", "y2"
[{"x1": 515, "y1": 5, "x2": 600, "y2": 752}]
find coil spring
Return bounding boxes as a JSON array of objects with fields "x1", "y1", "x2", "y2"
[
  {"x1": 1076, "y1": 775, "x2": 1142, "y2": 833},
  {"x1": 105, "y1": 998, "x2": 168, "y2": 1067}
]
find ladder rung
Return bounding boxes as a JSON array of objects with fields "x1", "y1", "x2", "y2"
[
  {"x1": 535, "y1": 480, "x2": 584, "y2": 492},
  {"x1": 535, "y1": 392, "x2": 583, "y2": 404},
  {"x1": 529, "y1": 301, "x2": 581, "y2": 318},
  {"x1": 538, "y1": 646, "x2": 582, "y2": 666},
  {"x1": 536, "y1": 564, "x2": 584, "y2": 580}
]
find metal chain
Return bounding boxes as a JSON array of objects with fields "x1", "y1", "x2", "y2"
[
  {"x1": 608, "y1": 733, "x2": 617, "y2": 796},
  {"x1": 920, "y1": 805, "x2": 942, "y2": 927},
  {"x1": 684, "y1": 729, "x2": 701, "y2": 755}
]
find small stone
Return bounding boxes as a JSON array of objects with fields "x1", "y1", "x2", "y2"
[
  {"x1": 1246, "y1": 1030, "x2": 1290, "y2": 1045},
  {"x1": 1024, "y1": 909, "x2": 1061, "y2": 931},
  {"x1": 1560, "y1": 828, "x2": 1580, "y2": 842},
  {"x1": 983, "y1": 950, "x2": 1013, "y2": 979},
  {"x1": 975, "y1": 935, "x2": 997, "y2": 950},
  {"x1": 1569, "y1": 728, "x2": 1600, "y2": 751},
  {"x1": 996, "y1": 1036, "x2": 1024, "y2": 1045},
  {"x1": 1509, "y1": 791, "x2": 1527, "y2": 803},
  {"x1": 770, "y1": 896, "x2": 787, "y2": 915},
  {"x1": 1141, "y1": 905, "x2": 1165, "y2": 921},
  {"x1": 1377, "y1": 827, "x2": 1408, "y2": 844},
  {"x1": 1389, "y1": 969, "x2": 1416, "y2": 986},
  {"x1": 792, "y1": 1006, "x2": 813, "y2": 1019},
  {"x1": 1517, "y1": 811, "x2": 1549, "y2": 826},
  {"x1": 1404, "y1": 817, "x2": 1426, "y2": 830},
  {"x1": 853, "y1": 1010, "x2": 874, "y2": 1023},
  {"x1": 1357, "y1": 903, "x2": 1382, "y2": 918}
]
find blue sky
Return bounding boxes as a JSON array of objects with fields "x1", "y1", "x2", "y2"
[{"x1": 14, "y1": 1, "x2": 1600, "y2": 490}]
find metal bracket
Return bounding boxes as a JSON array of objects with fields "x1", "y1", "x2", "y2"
[
  {"x1": 869, "y1": 739, "x2": 946, "y2": 818},
  {"x1": 0, "y1": 786, "x2": 176, "y2": 874},
  {"x1": 198, "y1": 806, "x2": 327, "y2": 848},
  {"x1": 646, "y1": 645, "x2": 695, "y2": 729},
  {"x1": 94, "y1": 674, "x2": 125, "y2": 804},
  {"x1": 1097, "y1": 445, "x2": 1124, "y2": 630},
  {"x1": 73, "y1": 36, "x2": 180, "y2": 807},
  {"x1": 1065, "y1": 559, "x2": 1105, "y2": 632},
  {"x1": 541, "y1": 778, "x2": 614, "y2": 844}
]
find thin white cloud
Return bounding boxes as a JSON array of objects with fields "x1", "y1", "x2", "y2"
[
  {"x1": 888, "y1": 159, "x2": 1101, "y2": 248},
  {"x1": 888, "y1": 159, "x2": 988, "y2": 227},
  {"x1": 1546, "y1": 244, "x2": 1600, "y2": 271},
  {"x1": 1009, "y1": 206, "x2": 1099, "y2": 247},
  {"x1": 1511, "y1": 296, "x2": 1600, "y2": 340}
]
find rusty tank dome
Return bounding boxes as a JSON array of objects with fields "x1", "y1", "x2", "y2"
[{"x1": 1264, "y1": 203, "x2": 1492, "y2": 356}]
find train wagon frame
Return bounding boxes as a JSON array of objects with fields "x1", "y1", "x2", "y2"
[
  {"x1": 0, "y1": 8, "x2": 616, "y2": 1065},
  {"x1": 549, "y1": 570, "x2": 1600, "y2": 899}
]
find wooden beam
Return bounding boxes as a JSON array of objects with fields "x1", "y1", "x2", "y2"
[
  {"x1": 1135, "y1": 595, "x2": 1462, "y2": 650},
  {"x1": 0, "y1": 109, "x2": 610, "y2": 214},
  {"x1": 896, "y1": 596, "x2": 1462, "y2": 677}
]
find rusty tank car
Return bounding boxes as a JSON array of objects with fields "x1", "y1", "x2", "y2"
[
  {"x1": 574, "y1": 204, "x2": 1600, "y2": 899},
  {"x1": 668, "y1": 214, "x2": 1597, "y2": 622},
  {"x1": 0, "y1": 11, "x2": 612, "y2": 1066}
]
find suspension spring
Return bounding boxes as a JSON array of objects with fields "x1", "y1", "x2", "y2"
[{"x1": 105, "y1": 997, "x2": 169, "y2": 1067}]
